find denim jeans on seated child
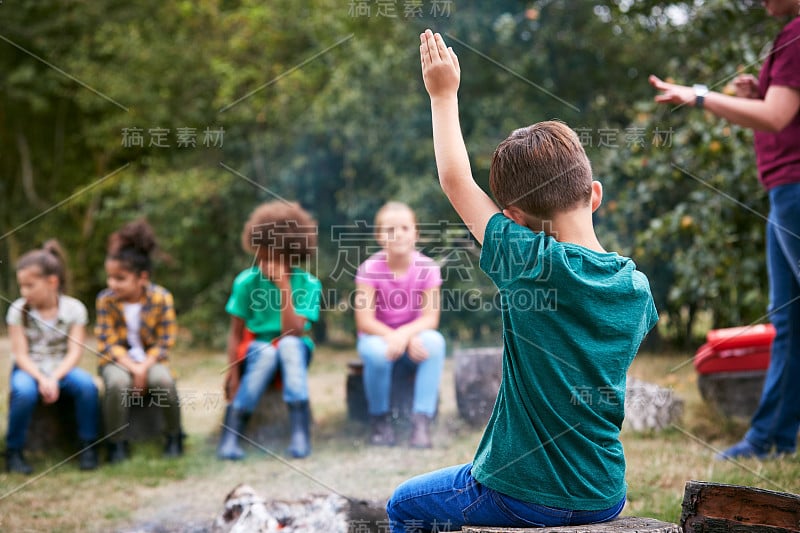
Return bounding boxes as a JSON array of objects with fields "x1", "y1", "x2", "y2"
[
  {"x1": 357, "y1": 329, "x2": 445, "y2": 416},
  {"x1": 7, "y1": 367, "x2": 99, "y2": 449},
  {"x1": 745, "y1": 183, "x2": 800, "y2": 454},
  {"x1": 387, "y1": 463, "x2": 625, "y2": 532},
  {"x1": 233, "y1": 336, "x2": 309, "y2": 412}
]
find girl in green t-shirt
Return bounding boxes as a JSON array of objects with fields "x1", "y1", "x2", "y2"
[{"x1": 218, "y1": 201, "x2": 321, "y2": 460}]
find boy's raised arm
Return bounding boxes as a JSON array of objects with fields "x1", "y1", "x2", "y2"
[{"x1": 420, "y1": 30, "x2": 499, "y2": 245}]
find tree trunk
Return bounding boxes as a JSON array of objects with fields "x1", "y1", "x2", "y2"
[{"x1": 17, "y1": 132, "x2": 46, "y2": 209}]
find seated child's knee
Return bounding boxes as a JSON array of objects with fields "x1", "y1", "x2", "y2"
[
  {"x1": 148, "y1": 374, "x2": 175, "y2": 392},
  {"x1": 73, "y1": 372, "x2": 98, "y2": 392},
  {"x1": 276, "y1": 335, "x2": 303, "y2": 351},
  {"x1": 12, "y1": 385, "x2": 39, "y2": 404},
  {"x1": 103, "y1": 371, "x2": 132, "y2": 394},
  {"x1": 358, "y1": 336, "x2": 389, "y2": 362},
  {"x1": 419, "y1": 330, "x2": 446, "y2": 354},
  {"x1": 77, "y1": 381, "x2": 99, "y2": 399}
]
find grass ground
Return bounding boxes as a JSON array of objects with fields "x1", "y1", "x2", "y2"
[{"x1": 0, "y1": 339, "x2": 798, "y2": 532}]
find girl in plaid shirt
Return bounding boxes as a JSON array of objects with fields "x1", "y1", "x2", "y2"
[{"x1": 95, "y1": 220, "x2": 183, "y2": 463}]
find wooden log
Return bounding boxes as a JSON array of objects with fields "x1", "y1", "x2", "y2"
[
  {"x1": 454, "y1": 347, "x2": 503, "y2": 426},
  {"x1": 681, "y1": 480, "x2": 800, "y2": 533},
  {"x1": 462, "y1": 516, "x2": 680, "y2": 533}
]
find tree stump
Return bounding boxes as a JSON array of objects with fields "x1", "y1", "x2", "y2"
[
  {"x1": 624, "y1": 377, "x2": 684, "y2": 432},
  {"x1": 213, "y1": 377, "x2": 314, "y2": 451},
  {"x1": 101, "y1": 391, "x2": 172, "y2": 442},
  {"x1": 461, "y1": 517, "x2": 680, "y2": 533},
  {"x1": 697, "y1": 371, "x2": 766, "y2": 420},
  {"x1": 245, "y1": 382, "x2": 293, "y2": 445},
  {"x1": 346, "y1": 360, "x2": 420, "y2": 423},
  {"x1": 681, "y1": 480, "x2": 800, "y2": 533},
  {"x1": 24, "y1": 397, "x2": 81, "y2": 453},
  {"x1": 454, "y1": 347, "x2": 503, "y2": 426},
  {"x1": 124, "y1": 402, "x2": 168, "y2": 442},
  {"x1": 454, "y1": 348, "x2": 686, "y2": 432},
  {"x1": 20, "y1": 392, "x2": 166, "y2": 452}
]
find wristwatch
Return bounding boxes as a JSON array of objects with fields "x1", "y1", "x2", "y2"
[{"x1": 693, "y1": 84, "x2": 709, "y2": 109}]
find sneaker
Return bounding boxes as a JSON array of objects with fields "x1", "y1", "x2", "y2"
[
  {"x1": 715, "y1": 439, "x2": 770, "y2": 461},
  {"x1": 369, "y1": 414, "x2": 396, "y2": 447},
  {"x1": 774, "y1": 447, "x2": 796, "y2": 459},
  {"x1": 5, "y1": 449, "x2": 33, "y2": 475},
  {"x1": 409, "y1": 413, "x2": 433, "y2": 449}
]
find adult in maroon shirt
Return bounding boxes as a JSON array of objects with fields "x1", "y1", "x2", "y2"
[{"x1": 650, "y1": 0, "x2": 800, "y2": 460}]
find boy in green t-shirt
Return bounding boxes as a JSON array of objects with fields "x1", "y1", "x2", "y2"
[
  {"x1": 386, "y1": 31, "x2": 658, "y2": 531},
  {"x1": 217, "y1": 201, "x2": 321, "y2": 460}
]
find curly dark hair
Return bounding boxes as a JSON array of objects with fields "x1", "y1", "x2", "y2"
[
  {"x1": 107, "y1": 219, "x2": 158, "y2": 274},
  {"x1": 241, "y1": 201, "x2": 317, "y2": 261}
]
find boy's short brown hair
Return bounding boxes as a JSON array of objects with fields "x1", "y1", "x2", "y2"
[
  {"x1": 489, "y1": 120, "x2": 593, "y2": 219},
  {"x1": 241, "y1": 201, "x2": 317, "y2": 260}
]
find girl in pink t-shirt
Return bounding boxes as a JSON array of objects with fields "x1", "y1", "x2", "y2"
[{"x1": 354, "y1": 202, "x2": 445, "y2": 448}]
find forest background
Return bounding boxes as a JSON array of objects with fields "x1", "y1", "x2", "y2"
[{"x1": 0, "y1": 0, "x2": 777, "y2": 349}]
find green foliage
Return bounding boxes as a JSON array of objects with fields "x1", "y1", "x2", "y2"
[
  {"x1": 600, "y1": 107, "x2": 768, "y2": 345},
  {"x1": 69, "y1": 168, "x2": 253, "y2": 347},
  {"x1": 596, "y1": 0, "x2": 776, "y2": 345},
  {"x1": 0, "y1": 0, "x2": 781, "y2": 347}
]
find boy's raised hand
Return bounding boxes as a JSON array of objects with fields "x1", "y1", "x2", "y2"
[
  {"x1": 420, "y1": 30, "x2": 460, "y2": 99},
  {"x1": 418, "y1": 28, "x2": 499, "y2": 245}
]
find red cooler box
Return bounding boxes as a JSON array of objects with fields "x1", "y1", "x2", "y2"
[{"x1": 694, "y1": 324, "x2": 774, "y2": 419}]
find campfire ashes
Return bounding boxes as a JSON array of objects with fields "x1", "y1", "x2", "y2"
[{"x1": 212, "y1": 484, "x2": 351, "y2": 533}]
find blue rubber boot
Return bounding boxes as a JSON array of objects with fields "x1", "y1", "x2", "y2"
[
  {"x1": 287, "y1": 401, "x2": 311, "y2": 459},
  {"x1": 217, "y1": 405, "x2": 248, "y2": 461}
]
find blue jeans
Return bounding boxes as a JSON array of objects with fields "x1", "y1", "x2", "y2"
[
  {"x1": 387, "y1": 463, "x2": 625, "y2": 531},
  {"x1": 232, "y1": 336, "x2": 310, "y2": 412},
  {"x1": 746, "y1": 183, "x2": 800, "y2": 453},
  {"x1": 6, "y1": 367, "x2": 100, "y2": 449},
  {"x1": 357, "y1": 330, "x2": 445, "y2": 416}
]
